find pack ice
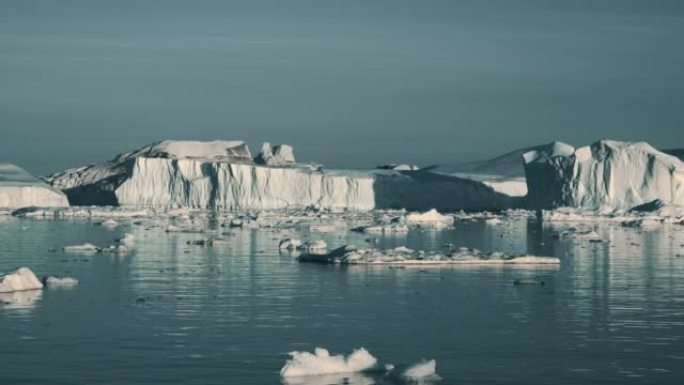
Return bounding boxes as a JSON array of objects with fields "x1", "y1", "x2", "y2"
[
  {"x1": 0, "y1": 163, "x2": 69, "y2": 209},
  {"x1": 44, "y1": 140, "x2": 521, "y2": 211},
  {"x1": 524, "y1": 140, "x2": 684, "y2": 210}
]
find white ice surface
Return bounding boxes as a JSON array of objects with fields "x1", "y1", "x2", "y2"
[
  {"x1": 405, "y1": 209, "x2": 453, "y2": 228},
  {"x1": 0, "y1": 267, "x2": 44, "y2": 293},
  {"x1": 524, "y1": 140, "x2": 684, "y2": 210},
  {"x1": 280, "y1": 347, "x2": 378, "y2": 378},
  {"x1": 0, "y1": 163, "x2": 69, "y2": 209},
  {"x1": 44, "y1": 276, "x2": 79, "y2": 287}
]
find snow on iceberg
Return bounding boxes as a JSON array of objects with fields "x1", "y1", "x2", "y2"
[
  {"x1": 524, "y1": 140, "x2": 684, "y2": 210},
  {"x1": 298, "y1": 245, "x2": 560, "y2": 265},
  {"x1": 280, "y1": 347, "x2": 378, "y2": 378},
  {"x1": 0, "y1": 267, "x2": 44, "y2": 293},
  {"x1": 254, "y1": 142, "x2": 296, "y2": 165},
  {"x1": 44, "y1": 140, "x2": 522, "y2": 212},
  {"x1": 0, "y1": 163, "x2": 69, "y2": 209}
]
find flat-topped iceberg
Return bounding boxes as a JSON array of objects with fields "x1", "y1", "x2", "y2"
[
  {"x1": 0, "y1": 163, "x2": 69, "y2": 209},
  {"x1": 524, "y1": 140, "x2": 684, "y2": 210},
  {"x1": 44, "y1": 140, "x2": 522, "y2": 211},
  {"x1": 0, "y1": 267, "x2": 44, "y2": 293},
  {"x1": 298, "y1": 245, "x2": 560, "y2": 265}
]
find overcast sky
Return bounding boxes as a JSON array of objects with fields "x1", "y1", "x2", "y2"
[{"x1": 2, "y1": 0, "x2": 683, "y2": 175}]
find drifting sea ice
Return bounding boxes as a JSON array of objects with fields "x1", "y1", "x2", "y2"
[
  {"x1": 280, "y1": 347, "x2": 378, "y2": 377},
  {"x1": 279, "y1": 347, "x2": 440, "y2": 383},
  {"x1": 298, "y1": 245, "x2": 560, "y2": 266},
  {"x1": 0, "y1": 267, "x2": 44, "y2": 293},
  {"x1": 405, "y1": 209, "x2": 453, "y2": 228},
  {"x1": 43, "y1": 276, "x2": 79, "y2": 287}
]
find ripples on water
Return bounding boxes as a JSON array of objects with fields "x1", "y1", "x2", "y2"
[{"x1": 1, "y1": 216, "x2": 683, "y2": 384}]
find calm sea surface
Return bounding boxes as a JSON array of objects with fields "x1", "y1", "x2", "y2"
[{"x1": 1, "y1": 216, "x2": 683, "y2": 384}]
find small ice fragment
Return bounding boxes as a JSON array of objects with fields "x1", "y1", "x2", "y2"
[{"x1": 44, "y1": 276, "x2": 79, "y2": 287}]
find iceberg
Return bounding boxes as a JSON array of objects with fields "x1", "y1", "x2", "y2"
[
  {"x1": 280, "y1": 347, "x2": 378, "y2": 378},
  {"x1": 0, "y1": 267, "x2": 44, "y2": 293},
  {"x1": 405, "y1": 209, "x2": 453, "y2": 228},
  {"x1": 0, "y1": 163, "x2": 69, "y2": 209},
  {"x1": 524, "y1": 140, "x2": 684, "y2": 210},
  {"x1": 44, "y1": 140, "x2": 522, "y2": 212}
]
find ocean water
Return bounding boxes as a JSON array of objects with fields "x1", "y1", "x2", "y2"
[{"x1": 1, "y1": 215, "x2": 684, "y2": 384}]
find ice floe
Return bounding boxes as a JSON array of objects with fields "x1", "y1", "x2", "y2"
[
  {"x1": 405, "y1": 209, "x2": 453, "y2": 228},
  {"x1": 43, "y1": 276, "x2": 79, "y2": 287},
  {"x1": 280, "y1": 347, "x2": 378, "y2": 378},
  {"x1": 298, "y1": 245, "x2": 560, "y2": 265},
  {"x1": 0, "y1": 267, "x2": 44, "y2": 293}
]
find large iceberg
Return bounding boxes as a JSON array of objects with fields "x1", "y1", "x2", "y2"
[
  {"x1": 44, "y1": 140, "x2": 521, "y2": 211},
  {"x1": 0, "y1": 163, "x2": 69, "y2": 209},
  {"x1": 523, "y1": 140, "x2": 684, "y2": 210}
]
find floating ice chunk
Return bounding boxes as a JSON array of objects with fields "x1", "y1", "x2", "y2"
[
  {"x1": 280, "y1": 347, "x2": 378, "y2": 378},
  {"x1": 298, "y1": 240, "x2": 328, "y2": 253},
  {"x1": 405, "y1": 209, "x2": 453, "y2": 228},
  {"x1": 552, "y1": 229, "x2": 603, "y2": 242},
  {"x1": 63, "y1": 243, "x2": 101, "y2": 252},
  {"x1": 279, "y1": 238, "x2": 303, "y2": 251},
  {"x1": 299, "y1": 245, "x2": 560, "y2": 265},
  {"x1": 44, "y1": 276, "x2": 79, "y2": 287},
  {"x1": 98, "y1": 219, "x2": 118, "y2": 228},
  {"x1": 117, "y1": 233, "x2": 136, "y2": 248},
  {"x1": 402, "y1": 359, "x2": 440, "y2": 381},
  {"x1": 0, "y1": 267, "x2": 43, "y2": 293}
]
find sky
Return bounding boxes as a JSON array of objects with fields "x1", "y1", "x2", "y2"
[{"x1": 1, "y1": 0, "x2": 683, "y2": 175}]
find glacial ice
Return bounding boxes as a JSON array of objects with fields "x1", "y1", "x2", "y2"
[
  {"x1": 0, "y1": 267, "x2": 44, "y2": 293},
  {"x1": 43, "y1": 140, "x2": 522, "y2": 211},
  {"x1": 254, "y1": 142, "x2": 296, "y2": 165},
  {"x1": 524, "y1": 140, "x2": 684, "y2": 210},
  {"x1": 280, "y1": 347, "x2": 378, "y2": 377},
  {"x1": 63, "y1": 243, "x2": 101, "y2": 252},
  {"x1": 298, "y1": 245, "x2": 560, "y2": 265},
  {"x1": 44, "y1": 276, "x2": 79, "y2": 287},
  {"x1": 405, "y1": 209, "x2": 453, "y2": 228},
  {"x1": 0, "y1": 163, "x2": 69, "y2": 209},
  {"x1": 401, "y1": 359, "x2": 440, "y2": 381}
]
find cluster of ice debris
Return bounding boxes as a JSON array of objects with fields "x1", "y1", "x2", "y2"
[
  {"x1": 0, "y1": 267, "x2": 78, "y2": 294},
  {"x1": 63, "y1": 233, "x2": 136, "y2": 254},
  {"x1": 298, "y1": 245, "x2": 560, "y2": 265},
  {"x1": 280, "y1": 347, "x2": 440, "y2": 382}
]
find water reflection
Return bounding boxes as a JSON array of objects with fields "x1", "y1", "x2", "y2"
[
  {"x1": 281, "y1": 372, "x2": 375, "y2": 385},
  {"x1": 0, "y1": 289, "x2": 42, "y2": 312}
]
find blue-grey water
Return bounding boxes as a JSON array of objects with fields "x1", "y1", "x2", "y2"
[{"x1": 1, "y1": 216, "x2": 684, "y2": 384}]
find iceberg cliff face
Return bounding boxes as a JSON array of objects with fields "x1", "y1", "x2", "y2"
[
  {"x1": 0, "y1": 163, "x2": 69, "y2": 209},
  {"x1": 44, "y1": 140, "x2": 521, "y2": 211},
  {"x1": 524, "y1": 140, "x2": 684, "y2": 210}
]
